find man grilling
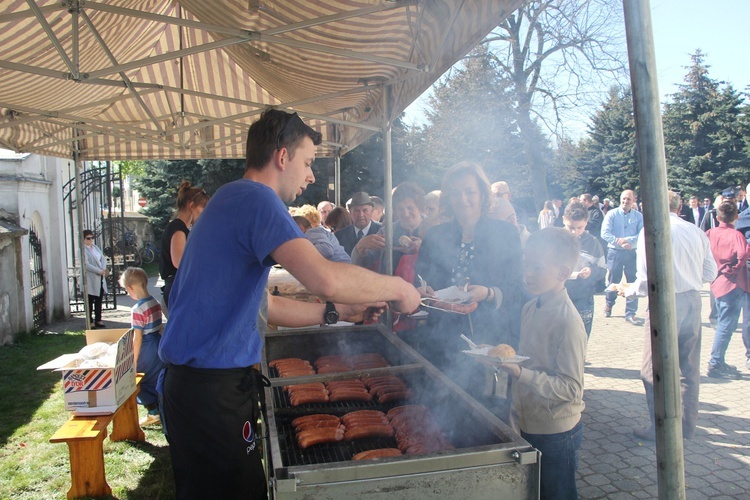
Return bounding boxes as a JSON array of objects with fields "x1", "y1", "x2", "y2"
[{"x1": 158, "y1": 109, "x2": 421, "y2": 498}]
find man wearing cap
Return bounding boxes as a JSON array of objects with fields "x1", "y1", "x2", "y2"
[
  {"x1": 602, "y1": 189, "x2": 644, "y2": 325},
  {"x1": 335, "y1": 191, "x2": 382, "y2": 256}
]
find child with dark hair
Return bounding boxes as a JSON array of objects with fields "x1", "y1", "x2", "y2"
[
  {"x1": 562, "y1": 201, "x2": 607, "y2": 338},
  {"x1": 499, "y1": 228, "x2": 587, "y2": 500}
]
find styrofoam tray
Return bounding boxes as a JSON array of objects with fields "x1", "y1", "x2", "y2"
[{"x1": 463, "y1": 347, "x2": 530, "y2": 366}]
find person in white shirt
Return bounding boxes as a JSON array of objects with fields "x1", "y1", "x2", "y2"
[{"x1": 625, "y1": 191, "x2": 717, "y2": 441}]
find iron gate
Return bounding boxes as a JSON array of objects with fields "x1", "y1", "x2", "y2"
[
  {"x1": 62, "y1": 161, "x2": 127, "y2": 313},
  {"x1": 28, "y1": 223, "x2": 46, "y2": 329}
]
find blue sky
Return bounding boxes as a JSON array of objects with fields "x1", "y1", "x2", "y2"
[{"x1": 405, "y1": 0, "x2": 750, "y2": 133}]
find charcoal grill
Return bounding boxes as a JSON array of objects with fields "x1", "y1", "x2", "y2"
[{"x1": 262, "y1": 324, "x2": 540, "y2": 499}]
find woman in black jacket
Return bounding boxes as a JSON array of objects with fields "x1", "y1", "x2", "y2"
[{"x1": 415, "y1": 162, "x2": 528, "y2": 406}]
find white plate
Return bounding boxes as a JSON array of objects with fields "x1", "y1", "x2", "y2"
[
  {"x1": 462, "y1": 347, "x2": 530, "y2": 367},
  {"x1": 432, "y1": 286, "x2": 474, "y2": 304}
]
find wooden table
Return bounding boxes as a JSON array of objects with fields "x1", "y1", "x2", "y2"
[{"x1": 50, "y1": 374, "x2": 145, "y2": 499}]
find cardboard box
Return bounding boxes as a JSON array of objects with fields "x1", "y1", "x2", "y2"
[{"x1": 37, "y1": 328, "x2": 136, "y2": 415}]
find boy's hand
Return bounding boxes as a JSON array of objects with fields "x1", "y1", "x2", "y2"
[
  {"x1": 466, "y1": 285, "x2": 490, "y2": 303},
  {"x1": 498, "y1": 363, "x2": 522, "y2": 378},
  {"x1": 577, "y1": 267, "x2": 591, "y2": 279}
]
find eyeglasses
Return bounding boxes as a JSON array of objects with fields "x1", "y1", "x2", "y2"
[
  {"x1": 275, "y1": 112, "x2": 304, "y2": 151},
  {"x1": 84, "y1": 236, "x2": 94, "y2": 240}
]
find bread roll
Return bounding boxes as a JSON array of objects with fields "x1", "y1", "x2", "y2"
[{"x1": 488, "y1": 344, "x2": 516, "y2": 358}]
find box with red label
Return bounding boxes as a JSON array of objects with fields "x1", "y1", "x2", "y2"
[{"x1": 37, "y1": 329, "x2": 137, "y2": 415}]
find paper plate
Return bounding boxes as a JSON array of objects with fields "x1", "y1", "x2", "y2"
[
  {"x1": 462, "y1": 347, "x2": 530, "y2": 366},
  {"x1": 432, "y1": 286, "x2": 474, "y2": 304}
]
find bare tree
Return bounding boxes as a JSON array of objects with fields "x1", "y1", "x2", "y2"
[{"x1": 485, "y1": 0, "x2": 627, "y2": 208}]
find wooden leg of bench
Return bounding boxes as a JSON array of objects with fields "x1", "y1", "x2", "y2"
[
  {"x1": 110, "y1": 385, "x2": 145, "y2": 443},
  {"x1": 65, "y1": 435, "x2": 111, "y2": 499}
]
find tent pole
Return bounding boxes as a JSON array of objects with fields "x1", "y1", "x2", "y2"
[
  {"x1": 382, "y1": 85, "x2": 394, "y2": 329},
  {"x1": 73, "y1": 130, "x2": 90, "y2": 330},
  {"x1": 334, "y1": 152, "x2": 341, "y2": 207},
  {"x1": 622, "y1": 1, "x2": 685, "y2": 498}
]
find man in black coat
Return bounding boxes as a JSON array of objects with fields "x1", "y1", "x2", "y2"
[{"x1": 334, "y1": 191, "x2": 382, "y2": 255}]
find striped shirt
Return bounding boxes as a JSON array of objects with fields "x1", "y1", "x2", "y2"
[{"x1": 131, "y1": 296, "x2": 162, "y2": 336}]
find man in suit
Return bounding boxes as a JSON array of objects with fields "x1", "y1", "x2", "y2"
[
  {"x1": 683, "y1": 195, "x2": 704, "y2": 226},
  {"x1": 738, "y1": 185, "x2": 748, "y2": 212},
  {"x1": 335, "y1": 191, "x2": 382, "y2": 255}
]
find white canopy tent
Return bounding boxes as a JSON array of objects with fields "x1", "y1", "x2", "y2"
[{"x1": 0, "y1": 0, "x2": 524, "y2": 160}]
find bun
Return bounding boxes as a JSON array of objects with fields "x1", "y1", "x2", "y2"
[{"x1": 488, "y1": 344, "x2": 516, "y2": 358}]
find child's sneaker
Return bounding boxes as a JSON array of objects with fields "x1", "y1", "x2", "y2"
[{"x1": 139, "y1": 409, "x2": 161, "y2": 426}]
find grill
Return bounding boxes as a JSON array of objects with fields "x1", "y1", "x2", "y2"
[{"x1": 262, "y1": 325, "x2": 540, "y2": 499}]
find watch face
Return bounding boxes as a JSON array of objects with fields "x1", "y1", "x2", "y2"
[{"x1": 325, "y1": 311, "x2": 339, "y2": 324}]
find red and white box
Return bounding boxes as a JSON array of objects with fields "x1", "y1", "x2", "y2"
[{"x1": 38, "y1": 329, "x2": 137, "y2": 415}]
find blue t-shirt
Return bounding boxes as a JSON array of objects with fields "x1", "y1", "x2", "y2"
[{"x1": 158, "y1": 179, "x2": 303, "y2": 368}]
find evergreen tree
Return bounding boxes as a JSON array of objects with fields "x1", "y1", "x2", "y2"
[
  {"x1": 663, "y1": 51, "x2": 749, "y2": 197},
  {"x1": 578, "y1": 86, "x2": 639, "y2": 200},
  {"x1": 132, "y1": 160, "x2": 205, "y2": 244},
  {"x1": 408, "y1": 45, "x2": 529, "y2": 195}
]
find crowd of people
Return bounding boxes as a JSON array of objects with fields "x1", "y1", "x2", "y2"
[{"x1": 81, "y1": 108, "x2": 749, "y2": 499}]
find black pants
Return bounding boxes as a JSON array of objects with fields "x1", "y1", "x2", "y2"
[
  {"x1": 162, "y1": 364, "x2": 269, "y2": 499},
  {"x1": 162, "y1": 277, "x2": 174, "y2": 317},
  {"x1": 87, "y1": 279, "x2": 104, "y2": 323}
]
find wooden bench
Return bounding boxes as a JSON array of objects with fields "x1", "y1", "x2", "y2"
[{"x1": 50, "y1": 374, "x2": 146, "y2": 499}]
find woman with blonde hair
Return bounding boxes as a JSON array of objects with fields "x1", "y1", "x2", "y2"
[
  {"x1": 295, "y1": 204, "x2": 350, "y2": 263},
  {"x1": 159, "y1": 181, "x2": 210, "y2": 311}
]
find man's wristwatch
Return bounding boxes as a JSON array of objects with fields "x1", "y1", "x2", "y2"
[{"x1": 324, "y1": 302, "x2": 339, "y2": 325}]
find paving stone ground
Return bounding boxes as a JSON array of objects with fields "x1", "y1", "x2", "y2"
[
  {"x1": 581, "y1": 287, "x2": 750, "y2": 499},
  {"x1": 44, "y1": 280, "x2": 749, "y2": 498}
]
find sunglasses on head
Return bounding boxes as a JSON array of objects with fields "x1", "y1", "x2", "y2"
[{"x1": 275, "y1": 112, "x2": 305, "y2": 151}]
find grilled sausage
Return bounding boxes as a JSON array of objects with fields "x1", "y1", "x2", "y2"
[
  {"x1": 386, "y1": 405, "x2": 429, "y2": 420},
  {"x1": 352, "y1": 448, "x2": 403, "y2": 461},
  {"x1": 378, "y1": 390, "x2": 412, "y2": 403},
  {"x1": 345, "y1": 424, "x2": 395, "y2": 440},
  {"x1": 424, "y1": 299, "x2": 479, "y2": 314},
  {"x1": 269, "y1": 357, "x2": 310, "y2": 368},
  {"x1": 342, "y1": 410, "x2": 386, "y2": 424},
  {"x1": 329, "y1": 391, "x2": 374, "y2": 402},
  {"x1": 369, "y1": 384, "x2": 407, "y2": 397},
  {"x1": 343, "y1": 417, "x2": 390, "y2": 427},
  {"x1": 290, "y1": 392, "x2": 330, "y2": 406},
  {"x1": 297, "y1": 428, "x2": 345, "y2": 448},
  {"x1": 295, "y1": 419, "x2": 343, "y2": 432},
  {"x1": 292, "y1": 414, "x2": 340, "y2": 428}
]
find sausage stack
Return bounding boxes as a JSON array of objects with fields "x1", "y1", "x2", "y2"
[
  {"x1": 387, "y1": 405, "x2": 454, "y2": 455},
  {"x1": 270, "y1": 357, "x2": 329, "y2": 406},
  {"x1": 292, "y1": 414, "x2": 344, "y2": 448}
]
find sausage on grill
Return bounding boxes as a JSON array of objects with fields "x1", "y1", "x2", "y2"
[
  {"x1": 352, "y1": 448, "x2": 403, "y2": 461},
  {"x1": 292, "y1": 414, "x2": 340, "y2": 428},
  {"x1": 345, "y1": 424, "x2": 395, "y2": 440},
  {"x1": 297, "y1": 428, "x2": 345, "y2": 448}
]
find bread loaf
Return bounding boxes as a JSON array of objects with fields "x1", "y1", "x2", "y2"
[{"x1": 488, "y1": 344, "x2": 515, "y2": 358}]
